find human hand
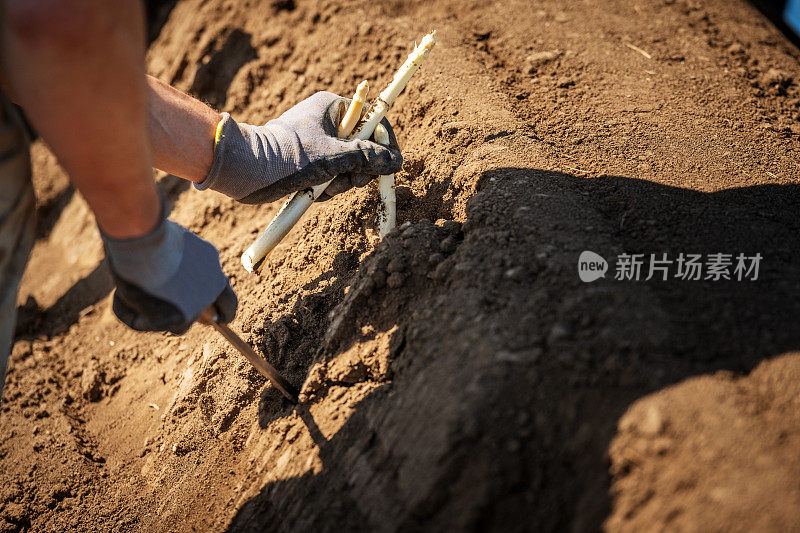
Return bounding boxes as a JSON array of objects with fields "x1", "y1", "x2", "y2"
[
  {"x1": 196, "y1": 91, "x2": 403, "y2": 203},
  {"x1": 101, "y1": 208, "x2": 237, "y2": 334}
]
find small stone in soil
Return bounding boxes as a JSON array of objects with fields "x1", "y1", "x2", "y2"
[
  {"x1": 428, "y1": 252, "x2": 444, "y2": 264},
  {"x1": 762, "y1": 68, "x2": 790, "y2": 87},
  {"x1": 373, "y1": 269, "x2": 387, "y2": 288},
  {"x1": 387, "y1": 272, "x2": 404, "y2": 288},
  {"x1": 440, "y1": 236, "x2": 458, "y2": 254},
  {"x1": 387, "y1": 257, "x2": 406, "y2": 273},
  {"x1": 81, "y1": 367, "x2": 104, "y2": 402}
]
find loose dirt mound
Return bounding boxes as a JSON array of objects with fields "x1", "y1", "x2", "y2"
[{"x1": 3, "y1": 0, "x2": 800, "y2": 531}]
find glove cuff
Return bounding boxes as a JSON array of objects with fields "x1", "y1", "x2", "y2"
[
  {"x1": 196, "y1": 112, "x2": 309, "y2": 202},
  {"x1": 196, "y1": 112, "x2": 237, "y2": 196},
  {"x1": 196, "y1": 113, "x2": 277, "y2": 200},
  {"x1": 100, "y1": 195, "x2": 182, "y2": 291}
]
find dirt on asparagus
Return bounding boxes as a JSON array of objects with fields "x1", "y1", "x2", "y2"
[{"x1": 3, "y1": 0, "x2": 800, "y2": 531}]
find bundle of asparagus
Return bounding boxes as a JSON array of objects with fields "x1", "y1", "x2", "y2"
[{"x1": 241, "y1": 31, "x2": 438, "y2": 273}]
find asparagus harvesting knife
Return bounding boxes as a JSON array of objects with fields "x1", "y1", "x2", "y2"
[
  {"x1": 241, "y1": 30, "x2": 438, "y2": 272},
  {"x1": 199, "y1": 307, "x2": 299, "y2": 403}
]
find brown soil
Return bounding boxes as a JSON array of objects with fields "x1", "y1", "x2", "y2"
[{"x1": 3, "y1": 0, "x2": 800, "y2": 531}]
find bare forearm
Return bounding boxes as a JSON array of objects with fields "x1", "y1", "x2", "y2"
[
  {"x1": 147, "y1": 75, "x2": 221, "y2": 183},
  {"x1": 1, "y1": 0, "x2": 159, "y2": 239}
]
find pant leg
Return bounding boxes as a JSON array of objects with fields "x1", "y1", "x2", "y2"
[{"x1": 0, "y1": 94, "x2": 35, "y2": 399}]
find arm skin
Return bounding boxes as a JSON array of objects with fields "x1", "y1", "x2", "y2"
[
  {"x1": 0, "y1": 0, "x2": 221, "y2": 240},
  {"x1": 146, "y1": 75, "x2": 221, "y2": 184},
  {"x1": 1, "y1": 0, "x2": 159, "y2": 239}
]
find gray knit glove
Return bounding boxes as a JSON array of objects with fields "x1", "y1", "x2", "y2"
[
  {"x1": 196, "y1": 91, "x2": 402, "y2": 203},
  {"x1": 102, "y1": 207, "x2": 237, "y2": 335}
]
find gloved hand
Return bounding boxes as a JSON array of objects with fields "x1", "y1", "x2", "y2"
[
  {"x1": 195, "y1": 91, "x2": 403, "y2": 203},
  {"x1": 101, "y1": 204, "x2": 237, "y2": 335}
]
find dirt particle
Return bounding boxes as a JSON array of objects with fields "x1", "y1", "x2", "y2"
[
  {"x1": 402, "y1": 225, "x2": 417, "y2": 239},
  {"x1": 525, "y1": 50, "x2": 561, "y2": 72},
  {"x1": 761, "y1": 68, "x2": 791, "y2": 88},
  {"x1": 302, "y1": 364, "x2": 325, "y2": 399},
  {"x1": 285, "y1": 424, "x2": 301, "y2": 443},
  {"x1": 199, "y1": 393, "x2": 215, "y2": 421},
  {"x1": 373, "y1": 269, "x2": 387, "y2": 288},
  {"x1": 504, "y1": 266, "x2": 525, "y2": 280},
  {"x1": 433, "y1": 261, "x2": 451, "y2": 280},
  {"x1": 329, "y1": 386, "x2": 346, "y2": 402},
  {"x1": 50, "y1": 484, "x2": 72, "y2": 502},
  {"x1": 387, "y1": 257, "x2": 406, "y2": 273},
  {"x1": 650, "y1": 437, "x2": 672, "y2": 455},
  {"x1": 548, "y1": 323, "x2": 571, "y2": 344},
  {"x1": 440, "y1": 236, "x2": 458, "y2": 254},
  {"x1": 81, "y1": 365, "x2": 104, "y2": 402},
  {"x1": 0, "y1": 486, "x2": 21, "y2": 504},
  {"x1": 387, "y1": 272, "x2": 405, "y2": 289},
  {"x1": 442, "y1": 220, "x2": 463, "y2": 234},
  {"x1": 556, "y1": 76, "x2": 575, "y2": 88},
  {"x1": 639, "y1": 404, "x2": 666, "y2": 436},
  {"x1": 360, "y1": 278, "x2": 375, "y2": 296},
  {"x1": 726, "y1": 42, "x2": 745, "y2": 55}
]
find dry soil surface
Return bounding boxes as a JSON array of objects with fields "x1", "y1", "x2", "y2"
[{"x1": 3, "y1": 0, "x2": 800, "y2": 531}]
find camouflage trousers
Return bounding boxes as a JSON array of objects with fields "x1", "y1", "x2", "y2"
[{"x1": 0, "y1": 94, "x2": 35, "y2": 399}]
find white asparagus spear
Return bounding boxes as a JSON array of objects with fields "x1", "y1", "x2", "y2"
[
  {"x1": 242, "y1": 81, "x2": 370, "y2": 273},
  {"x1": 338, "y1": 80, "x2": 369, "y2": 138},
  {"x1": 373, "y1": 123, "x2": 396, "y2": 237},
  {"x1": 241, "y1": 30, "x2": 437, "y2": 273},
  {"x1": 241, "y1": 82, "x2": 369, "y2": 273}
]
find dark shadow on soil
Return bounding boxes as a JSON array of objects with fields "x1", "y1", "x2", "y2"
[
  {"x1": 244, "y1": 384, "x2": 396, "y2": 532},
  {"x1": 300, "y1": 249, "x2": 360, "y2": 293},
  {"x1": 190, "y1": 29, "x2": 257, "y2": 109},
  {"x1": 145, "y1": 0, "x2": 179, "y2": 44},
  {"x1": 15, "y1": 260, "x2": 113, "y2": 340},
  {"x1": 158, "y1": 173, "x2": 193, "y2": 212},
  {"x1": 34, "y1": 185, "x2": 74, "y2": 240},
  {"x1": 252, "y1": 247, "x2": 362, "y2": 428},
  {"x1": 225, "y1": 168, "x2": 800, "y2": 532}
]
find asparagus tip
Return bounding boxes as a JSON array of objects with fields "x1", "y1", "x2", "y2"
[{"x1": 355, "y1": 80, "x2": 370, "y2": 102}]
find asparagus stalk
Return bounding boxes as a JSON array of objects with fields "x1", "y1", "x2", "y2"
[
  {"x1": 373, "y1": 123, "x2": 396, "y2": 237},
  {"x1": 338, "y1": 80, "x2": 369, "y2": 138},
  {"x1": 241, "y1": 31, "x2": 437, "y2": 273},
  {"x1": 241, "y1": 81, "x2": 369, "y2": 273}
]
